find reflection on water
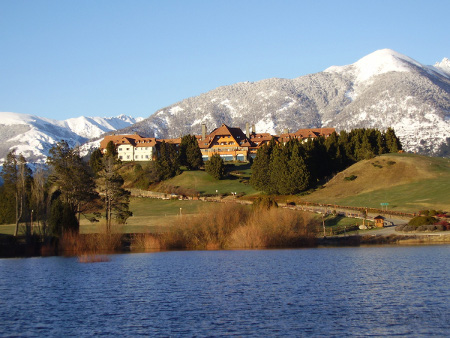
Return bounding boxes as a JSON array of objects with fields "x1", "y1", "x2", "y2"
[{"x1": 1, "y1": 246, "x2": 449, "y2": 336}]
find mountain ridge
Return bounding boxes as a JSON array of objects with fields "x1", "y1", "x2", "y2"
[
  {"x1": 116, "y1": 49, "x2": 449, "y2": 155},
  {"x1": 0, "y1": 112, "x2": 143, "y2": 163}
]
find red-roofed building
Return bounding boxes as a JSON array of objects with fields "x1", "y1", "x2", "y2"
[{"x1": 100, "y1": 134, "x2": 158, "y2": 161}]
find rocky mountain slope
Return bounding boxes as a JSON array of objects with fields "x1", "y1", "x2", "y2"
[
  {"x1": 118, "y1": 49, "x2": 450, "y2": 155},
  {"x1": 0, "y1": 113, "x2": 143, "y2": 163}
]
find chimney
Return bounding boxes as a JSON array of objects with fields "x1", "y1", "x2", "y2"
[
  {"x1": 246, "y1": 123, "x2": 250, "y2": 138},
  {"x1": 252, "y1": 124, "x2": 255, "y2": 134},
  {"x1": 283, "y1": 128, "x2": 289, "y2": 134},
  {"x1": 202, "y1": 124, "x2": 207, "y2": 140}
]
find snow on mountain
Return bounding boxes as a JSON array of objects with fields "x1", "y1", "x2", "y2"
[
  {"x1": 117, "y1": 49, "x2": 450, "y2": 156},
  {"x1": 0, "y1": 112, "x2": 143, "y2": 164},
  {"x1": 325, "y1": 49, "x2": 423, "y2": 84},
  {"x1": 430, "y1": 58, "x2": 450, "y2": 78}
]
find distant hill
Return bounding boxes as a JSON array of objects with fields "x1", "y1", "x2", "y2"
[
  {"x1": 116, "y1": 49, "x2": 450, "y2": 156},
  {"x1": 0, "y1": 112, "x2": 143, "y2": 164},
  {"x1": 300, "y1": 154, "x2": 450, "y2": 212}
]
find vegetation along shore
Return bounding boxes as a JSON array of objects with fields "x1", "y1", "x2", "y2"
[{"x1": 1, "y1": 127, "x2": 449, "y2": 259}]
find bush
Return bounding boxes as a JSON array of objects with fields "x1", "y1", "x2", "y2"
[
  {"x1": 408, "y1": 216, "x2": 438, "y2": 227},
  {"x1": 205, "y1": 154, "x2": 226, "y2": 180},
  {"x1": 253, "y1": 196, "x2": 278, "y2": 210},
  {"x1": 344, "y1": 175, "x2": 357, "y2": 181}
]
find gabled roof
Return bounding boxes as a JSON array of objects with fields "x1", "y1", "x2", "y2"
[
  {"x1": 100, "y1": 134, "x2": 157, "y2": 149},
  {"x1": 278, "y1": 128, "x2": 336, "y2": 143},
  {"x1": 198, "y1": 123, "x2": 249, "y2": 149}
]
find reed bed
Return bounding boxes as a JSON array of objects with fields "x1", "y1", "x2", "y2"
[
  {"x1": 131, "y1": 203, "x2": 319, "y2": 251},
  {"x1": 59, "y1": 231, "x2": 122, "y2": 257}
]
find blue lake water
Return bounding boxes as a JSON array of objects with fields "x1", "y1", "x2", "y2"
[{"x1": 0, "y1": 246, "x2": 449, "y2": 336}]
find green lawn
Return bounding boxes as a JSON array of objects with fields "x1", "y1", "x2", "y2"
[
  {"x1": 79, "y1": 198, "x2": 214, "y2": 234},
  {"x1": 164, "y1": 163, "x2": 258, "y2": 196}
]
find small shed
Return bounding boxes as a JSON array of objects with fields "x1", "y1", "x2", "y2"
[{"x1": 374, "y1": 215, "x2": 385, "y2": 228}]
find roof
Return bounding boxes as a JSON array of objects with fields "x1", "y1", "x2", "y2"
[
  {"x1": 100, "y1": 134, "x2": 157, "y2": 149},
  {"x1": 278, "y1": 128, "x2": 336, "y2": 143},
  {"x1": 197, "y1": 123, "x2": 250, "y2": 149}
]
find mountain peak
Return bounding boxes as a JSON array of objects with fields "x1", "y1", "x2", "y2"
[
  {"x1": 325, "y1": 48, "x2": 423, "y2": 84},
  {"x1": 433, "y1": 57, "x2": 450, "y2": 75}
]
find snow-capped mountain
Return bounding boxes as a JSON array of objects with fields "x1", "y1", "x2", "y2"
[
  {"x1": 0, "y1": 113, "x2": 143, "y2": 163},
  {"x1": 118, "y1": 49, "x2": 450, "y2": 155}
]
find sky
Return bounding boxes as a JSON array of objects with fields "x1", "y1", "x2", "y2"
[{"x1": 1, "y1": 0, "x2": 449, "y2": 121}]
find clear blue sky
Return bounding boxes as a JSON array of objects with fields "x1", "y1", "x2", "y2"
[{"x1": 1, "y1": 0, "x2": 449, "y2": 120}]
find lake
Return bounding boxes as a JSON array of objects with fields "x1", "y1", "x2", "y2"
[{"x1": 1, "y1": 246, "x2": 449, "y2": 336}]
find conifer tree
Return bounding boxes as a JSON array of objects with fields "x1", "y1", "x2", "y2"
[
  {"x1": 287, "y1": 143, "x2": 311, "y2": 193},
  {"x1": 1, "y1": 150, "x2": 32, "y2": 236},
  {"x1": 47, "y1": 140, "x2": 98, "y2": 225},
  {"x1": 89, "y1": 148, "x2": 103, "y2": 175},
  {"x1": 155, "y1": 141, "x2": 181, "y2": 180},
  {"x1": 250, "y1": 142, "x2": 273, "y2": 192},
  {"x1": 179, "y1": 135, "x2": 203, "y2": 170},
  {"x1": 97, "y1": 152, "x2": 132, "y2": 232},
  {"x1": 269, "y1": 144, "x2": 290, "y2": 194},
  {"x1": 205, "y1": 154, "x2": 225, "y2": 180},
  {"x1": 385, "y1": 128, "x2": 402, "y2": 153}
]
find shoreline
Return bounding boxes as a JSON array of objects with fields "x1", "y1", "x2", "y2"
[{"x1": 1, "y1": 232, "x2": 450, "y2": 259}]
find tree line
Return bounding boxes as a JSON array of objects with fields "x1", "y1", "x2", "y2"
[
  {"x1": 250, "y1": 128, "x2": 402, "y2": 195},
  {"x1": 0, "y1": 140, "x2": 132, "y2": 236}
]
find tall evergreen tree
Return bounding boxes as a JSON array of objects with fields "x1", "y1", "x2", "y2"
[
  {"x1": 179, "y1": 135, "x2": 203, "y2": 170},
  {"x1": 97, "y1": 154, "x2": 132, "y2": 232},
  {"x1": 47, "y1": 140, "x2": 98, "y2": 225},
  {"x1": 155, "y1": 141, "x2": 180, "y2": 180},
  {"x1": 250, "y1": 142, "x2": 274, "y2": 192},
  {"x1": 385, "y1": 128, "x2": 402, "y2": 153},
  {"x1": 0, "y1": 150, "x2": 32, "y2": 236},
  {"x1": 89, "y1": 148, "x2": 104, "y2": 175},
  {"x1": 269, "y1": 144, "x2": 290, "y2": 194},
  {"x1": 287, "y1": 142, "x2": 311, "y2": 194}
]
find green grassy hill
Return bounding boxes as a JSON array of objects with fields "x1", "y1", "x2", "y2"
[
  {"x1": 160, "y1": 163, "x2": 258, "y2": 196},
  {"x1": 300, "y1": 153, "x2": 450, "y2": 212}
]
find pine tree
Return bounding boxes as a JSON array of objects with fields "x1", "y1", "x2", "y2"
[
  {"x1": 47, "y1": 140, "x2": 98, "y2": 225},
  {"x1": 250, "y1": 142, "x2": 273, "y2": 192},
  {"x1": 155, "y1": 141, "x2": 181, "y2": 180},
  {"x1": 0, "y1": 150, "x2": 32, "y2": 236},
  {"x1": 269, "y1": 144, "x2": 290, "y2": 194},
  {"x1": 98, "y1": 154, "x2": 132, "y2": 232},
  {"x1": 89, "y1": 148, "x2": 103, "y2": 175},
  {"x1": 287, "y1": 143, "x2": 310, "y2": 194},
  {"x1": 385, "y1": 128, "x2": 402, "y2": 153},
  {"x1": 179, "y1": 135, "x2": 203, "y2": 170},
  {"x1": 205, "y1": 154, "x2": 226, "y2": 180}
]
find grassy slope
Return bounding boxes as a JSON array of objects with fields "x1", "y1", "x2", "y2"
[
  {"x1": 80, "y1": 198, "x2": 215, "y2": 234},
  {"x1": 161, "y1": 163, "x2": 258, "y2": 196},
  {"x1": 300, "y1": 153, "x2": 450, "y2": 212}
]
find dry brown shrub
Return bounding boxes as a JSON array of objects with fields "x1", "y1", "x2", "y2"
[
  {"x1": 131, "y1": 233, "x2": 162, "y2": 251},
  {"x1": 158, "y1": 204, "x2": 318, "y2": 250},
  {"x1": 229, "y1": 208, "x2": 318, "y2": 248},
  {"x1": 59, "y1": 231, "x2": 123, "y2": 256},
  {"x1": 161, "y1": 203, "x2": 250, "y2": 250}
]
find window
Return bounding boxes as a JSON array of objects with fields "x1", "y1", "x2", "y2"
[
  {"x1": 119, "y1": 156, "x2": 123, "y2": 159},
  {"x1": 127, "y1": 155, "x2": 130, "y2": 159},
  {"x1": 145, "y1": 155, "x2": 149, "y2": 159}
]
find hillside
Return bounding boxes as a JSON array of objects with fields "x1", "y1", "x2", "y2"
[
  {"x1": 0, "y1": 113, "x2": 143, "y2": 164},
  {"x1": 116, "y1": 49, "x2": 450, "y2": 156},
  {"x1": 300, "y1": 154, "x2": 450, "y2": 212}
]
